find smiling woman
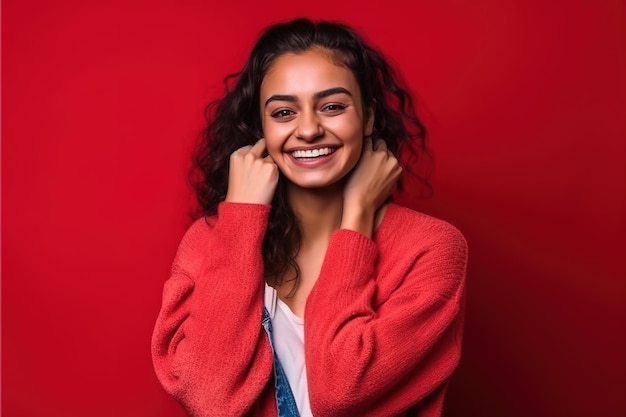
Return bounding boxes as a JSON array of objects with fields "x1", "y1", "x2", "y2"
[{"x1": 151, "y1": 18, "x2": 468, "y2": 417}]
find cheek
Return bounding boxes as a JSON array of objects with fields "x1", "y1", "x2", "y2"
[
  {"x1": 263, "y1": 132, "x2": 289, "y2": 162},
  {"x1": 347, "y1": 140, "x2": 363, "y2": 168},
  {"x1": 264, "y1": 138, "x2": 282, "y2": 159},
  {"x1": 324, "y1": 113, "x2": 366, "y2": 139},
  {"x1": 261, "y1": 123, "x2": 281, "y2": 150},
  {"x1": 263, "y1": 119, "x2": 299, "y2": 153}
]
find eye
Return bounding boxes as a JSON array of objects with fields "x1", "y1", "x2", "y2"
[
  {"x1": 321, "y1": 103, "x2": 347, "y2": 113},
  {"x1": 271, "y1": 109, "x2": 295, "y2": 119}
]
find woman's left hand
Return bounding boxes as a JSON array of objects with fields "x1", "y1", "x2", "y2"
[{"x1": 341, "y1": 138, "x2": 402, "y2": 236}]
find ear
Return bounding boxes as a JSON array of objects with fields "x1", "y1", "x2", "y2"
[{"x1": 363, "y1": 101, "x2": 376, "y2": 137}]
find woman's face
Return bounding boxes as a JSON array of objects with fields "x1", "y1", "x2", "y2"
[{"x1": 259, "y1": 48, "x2": 373, "y2": 189}]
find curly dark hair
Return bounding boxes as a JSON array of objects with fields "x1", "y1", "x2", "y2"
[{"x1": 192, "y1": 18, "x2": 432, "y2": 292}]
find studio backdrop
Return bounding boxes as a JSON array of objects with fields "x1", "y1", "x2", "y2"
[{"x1": 2, "y1": 0, "x2": 625, "y2": 416}]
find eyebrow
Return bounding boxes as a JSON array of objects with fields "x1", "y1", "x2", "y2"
[{"x1": 264, "y1": 87, "x2": 353, "y2": 107}]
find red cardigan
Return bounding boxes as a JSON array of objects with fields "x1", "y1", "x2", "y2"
[{"x1": 152, "y1": 202, "x2": 467, "y2": 417}]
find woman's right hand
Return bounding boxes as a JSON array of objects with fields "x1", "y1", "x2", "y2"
[{"x1": 225, "y1": 138, "x2": 279, "y2": 205}]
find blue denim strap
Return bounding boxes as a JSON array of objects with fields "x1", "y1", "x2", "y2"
[{"x1": 262, "y1": 307, "x2": 301, "y2": 417}]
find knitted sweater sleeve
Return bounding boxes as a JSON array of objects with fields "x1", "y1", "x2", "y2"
[
  {"x1": 304, "y1": 217, "x2": 468, "y2": 416},
  {"x1": 151, "y1": 203, "x2": 274, "y2": 417}
]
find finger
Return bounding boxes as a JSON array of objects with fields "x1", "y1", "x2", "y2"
[
  {"x1": 249, "y1": 138, "x2": 267, "y2": 157},
  {"x1": 232, "y1": 145, "x2": 253, "y2": 156},
  {"x1": 264, "y1": 154, "x2": 275, "y2": 163}
]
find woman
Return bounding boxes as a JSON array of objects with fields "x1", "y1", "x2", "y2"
[{"x1": 152, "y1": 18, "x2": 467, "y2": 417}]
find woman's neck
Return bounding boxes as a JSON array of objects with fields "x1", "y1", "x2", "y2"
[{"x1": 287, "y1": 182, "x2": 344, "y2": 243}]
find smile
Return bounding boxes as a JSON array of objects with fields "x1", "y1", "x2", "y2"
[{"x1": 291, "y1": 147, "x2": 336, "y2": 159}]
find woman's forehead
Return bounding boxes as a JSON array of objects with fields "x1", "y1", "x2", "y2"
[{"x1": 260, "y1": 50, "x2": 360, "y2": 100}]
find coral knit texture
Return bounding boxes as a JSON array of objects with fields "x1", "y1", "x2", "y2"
[{"x1": 152, "y1": 202, "x2": 468, "y2": 417}]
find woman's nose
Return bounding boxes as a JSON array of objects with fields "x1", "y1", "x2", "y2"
[{"x1": 295, "y1": 109, "x2": 324, "y2": 141}]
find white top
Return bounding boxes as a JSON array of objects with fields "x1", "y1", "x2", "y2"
[{"x1": 264, "y1": 284, "x2": 312, "y2": 417}]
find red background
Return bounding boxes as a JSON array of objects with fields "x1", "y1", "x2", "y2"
[{"x1": 2, "y1": 0, "x2": 625, "y2": 416}]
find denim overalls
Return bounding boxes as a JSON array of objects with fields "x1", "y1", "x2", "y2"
[{"x1": 262, "y1": 307, "x2": 301, "y2": 417}]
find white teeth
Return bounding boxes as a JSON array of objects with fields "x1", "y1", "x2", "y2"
[{"x1": 292, "y1": 147, "x2": 334, "y2": 159}]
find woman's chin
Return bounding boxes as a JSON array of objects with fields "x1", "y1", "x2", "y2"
[{"x1": 285, "y1": 175, "x2": 347, "y2": 192}]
